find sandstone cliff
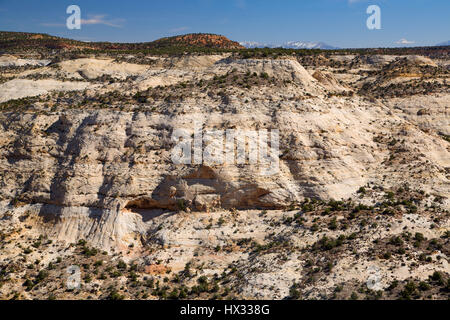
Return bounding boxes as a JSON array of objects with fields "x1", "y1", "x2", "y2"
[{"x1": 0, "y1": 55, "x2": 448, "y2": 251}]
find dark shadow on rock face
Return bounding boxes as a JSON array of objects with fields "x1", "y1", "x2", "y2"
[
  {"x1": 38, "y1": 204, "x2": 103, "y2": 223},
  {"x1": 284, "y1": 159, "x2": 320, "y2": 199},
  {"x1": 125, "y1": 208, "x2": 167, "y2": 223},
  {"x1": 124, "y1": 165, "x2": 281, "y2": 214},
  {"x1": 124, "y1": 175, "x2": 182, "y2": 212},
  {"x1": 47, "y1": 113, "x2": 100, "y2": 213},
  {"x1": 6, "y1": 114, "x2": 40, "y2": 165},
  {"x1": 123, "y1": 166, "x2": 227, "y2": 213}
]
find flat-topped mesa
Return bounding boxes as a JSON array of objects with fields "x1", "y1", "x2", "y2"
[{"x1": 150, "y1": 33, "x2": 245, "y2": 49}]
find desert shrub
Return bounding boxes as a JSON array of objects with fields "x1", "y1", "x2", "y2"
[
  {"x1": 414, "y1": 233, "x2": 425, "y2": 243},
  {"x1": 400, "y1": 281, "x2": 417, "y2": 300},
  {"x1": 36, "y1": 270, "x2": 48, "y2": 282},
  {"x1": 117, "y1": 260, "x2": 127, "y2": 270},
  {"x1": 430, "y1": 271, "x2": 444, "y2": 285},
  {"x1": 289, "y1": 283, "x2": 301, "y2": 299},
  {"x1": 357, "y1": 187, "x2": 366, "y2": 194},
  {"x1": 107, "y1": 288, "x2": 125, "y2": 300},
  {"x1": 418, "y1": 281, "x2": 430, "y2": 291},
  {"x1": 389, "y1": 236, "x2": 403, "y2": 246},
  {"x1": 328, "y1": 217, "x2": 338, "y2": 230}
]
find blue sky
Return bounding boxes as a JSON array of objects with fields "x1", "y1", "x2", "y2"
[{"x1": 0, "y1": 0, "x2": 448, "y2": 48}]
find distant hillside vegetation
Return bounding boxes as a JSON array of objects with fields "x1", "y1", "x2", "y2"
[
  {"x1": 150, "y1": 33, "x2": 244, "y2": 49},
  {"x1": 0, "y1": 31, "x2": 243, "y2": 54}
]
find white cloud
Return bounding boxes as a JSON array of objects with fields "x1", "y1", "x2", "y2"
[
  {"x1": 169, "y1": 26, "x2": 190, "y2": 33},
  {"x1": 41, "y1": 14, "x2": 125, "y2": 28},
  {"x1": 81, "y1": 15, "x2": 125, "y2": 28},
  {"x1": 396, "y1": 38, "x2": 415, "y2": 45}
]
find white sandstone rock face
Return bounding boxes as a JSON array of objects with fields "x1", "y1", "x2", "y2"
[
  {"x1": 0, "y1": 101, "x2": 448, "y2": 250},
  {"x1": 386, "y1": 94, "x2": 450, "y2": 135},
  {"x1": 57, "y1": 58, "x2": 149, "y2": 80},
  {"x1": 215, "y1": 58, "x2": 321, "y2": 91},
  {"x1": 0, "y1": 54, "x2": 51, "y2": 67},
  {"x1": 0, "y1": 79, "x2": 92, "y2": 103},
  {"x1": 406, "y1": 55, "x2": 438, "y2": 67},
  {"x1": 0, "y1": 54, "x2": 448, "y2": 252}
]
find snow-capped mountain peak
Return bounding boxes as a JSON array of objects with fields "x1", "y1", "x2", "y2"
[
  {"x1": 436, "y1": 40, "x2": 450, "y2": 46},
  {"x1": 284, "y1": 41, "x2": 336, "y2": 49},
  {"x1": 239, "y1": 41, "x2": 338, "y2": 50}
]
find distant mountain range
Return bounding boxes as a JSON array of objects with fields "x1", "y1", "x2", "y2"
[
  {"x1": 240, "y1": 41, "x2": 338, "y2": 50},
  {"x1": 242, "y1": 40, "x2": 450, "y2": 49},
  {"x1": 436, "y1": 40, "x2": 450, "y2": 46}
]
